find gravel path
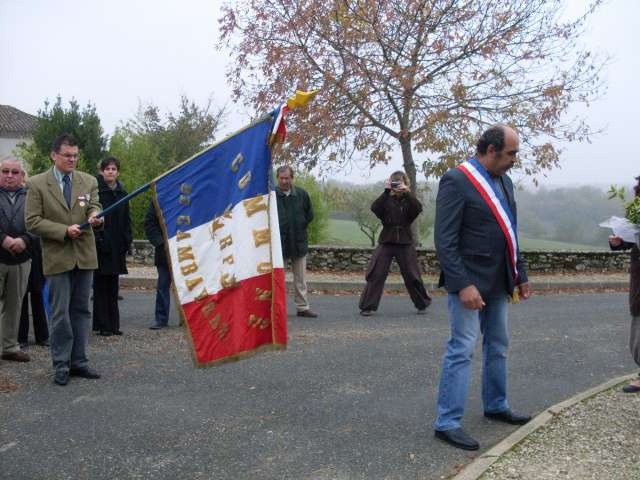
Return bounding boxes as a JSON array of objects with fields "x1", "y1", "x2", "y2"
[{"x1": 479, "y1": 383, "x2": 640, "y2": 480}]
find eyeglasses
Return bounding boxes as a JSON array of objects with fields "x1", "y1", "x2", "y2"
[
  {"x1": 57, "y1": 153, "x2": 80, "y2": 160},
  {"x1": 1, "y1": 169, "x2": 21, "y2": 175}
]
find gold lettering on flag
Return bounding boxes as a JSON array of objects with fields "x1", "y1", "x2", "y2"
[
  {"x1": 221, "y1": 273, "x2": 239, "y2": 289},
  {"x1": 210, "y1": 217, "x2": 225, "y2": 237},
  {"x1": 252, "y1": 228, "x2": 270, "y2": 247},
  {"x1": 257, "y1": 262, "x2": 272, "y2": 274},
  {"x1": 194, "y1": 288, "x2": 209, "y2": 302},
  {"x1": 177, "y1": 246, "x2": 195, "y2": 262},
  {"x1": 180, "y1": 183, "x2": 193, "y2": 194},
  {"x1": 209, "y1": 314, "x2": 229, "y2": 339},
  {"x1": 219, "y1": 235, "x2": 233, "y2": 249},
  {"x1": 176, "y1": 231, "x2": 191, "y2": 241},
  {"x1": 230, "y1": 153, "x2": 244, "y2": 172},
  {"x1": 202, "y1": 301, "x2": 216, "y2": 317},
  {"x1": 255, "y1": 288, "x2": 272, "y2": 301},
  {"x1": 180, "y1": 262, "x2": 198, "y2": 276},
  {"x1": 223, "y1": 204, "x2": 233, "y2": 218},
  {"x1": 243, "y1": 197, "x2": 268, "y2": 217},
  {"x1": 248, "y1": 314, "x2": 270, "y2": 329},
  {"x1": 238, "y1": 172, "x2": 252, "y2": 189},
  {"x1": 177, "y1": 215, "x2": 191, "y2": 226},
  {"x1": 179, "y1": 195, "x2": 190, "y2": 206},
  {"x1": 185, "y1": 276, "x2": 203, "y2": 291},
  {"x1": 223, "y1": 254, "x2": 234, "y2": 264}
]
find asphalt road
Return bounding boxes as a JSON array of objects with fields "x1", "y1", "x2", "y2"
[{"x1": 0, "y1": 290, "x2": 635, "y2": 480}]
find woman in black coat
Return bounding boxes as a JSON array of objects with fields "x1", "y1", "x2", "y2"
[{"x1": 92, "y1": 157, "x2": 132, "y2": 336}]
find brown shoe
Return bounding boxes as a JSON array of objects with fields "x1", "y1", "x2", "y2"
[
  {"x1": 2, "y1": 351, "x2": 31, "y2": 362},
  {"x1": 297, "y1": 309, "x2": 318, "y2": 318}
]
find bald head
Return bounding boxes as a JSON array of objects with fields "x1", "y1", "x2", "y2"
[{"x1": 476, "y1": 125, "x2": 519, "y2": 177}]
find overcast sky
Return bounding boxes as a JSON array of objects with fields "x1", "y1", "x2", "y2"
[{"x1": 1, "y1": 0, "x2": 638, "y2": 190}]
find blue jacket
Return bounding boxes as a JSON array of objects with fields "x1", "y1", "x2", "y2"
[{"x1": 434, "y1": 167, "x2": 528, "y2": 298}]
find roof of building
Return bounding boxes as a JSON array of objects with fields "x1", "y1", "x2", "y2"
[{"x1": 0, "y1": 105, "x2": 37, "y2": 137}]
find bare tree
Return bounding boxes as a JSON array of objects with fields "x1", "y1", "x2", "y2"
[{"x1": 219, "y1": 0, "x2": 605, "y2": 190}]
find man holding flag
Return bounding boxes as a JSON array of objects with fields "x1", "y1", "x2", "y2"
[{"x1": 433, "y1": 125, "x2": 531, "y2": 451}]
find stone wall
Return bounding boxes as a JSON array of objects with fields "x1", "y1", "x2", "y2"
[{"x1": 130, "y1": 240, "x2": 630, "y2": 274}]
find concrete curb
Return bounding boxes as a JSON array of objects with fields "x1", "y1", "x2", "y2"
[
  {"x1": 120, "y1": 277, "x2": 627, "y2": 293},
  {"x1": 451, "y1": 372, "x2": 638, "y2": 480}
]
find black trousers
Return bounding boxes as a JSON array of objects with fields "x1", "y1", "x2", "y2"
[
  {"x1": 18, "y1": 269, "x2": 49, "y2": 344},
  {"x1": 92, "y1": 274, "x2": 120, "y2": 333},
  {"x1": 359, "y1": 243, "x2": 431, "y2": 312}
]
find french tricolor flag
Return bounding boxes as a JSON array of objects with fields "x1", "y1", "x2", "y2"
[{"x1": 152, "y1": 115, "x2": 287, "y2": 366}]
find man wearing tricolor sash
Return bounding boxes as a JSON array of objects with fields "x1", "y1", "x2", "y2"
[{"x1": 433, "y1": 125, "x2": 531, "y2": 451}]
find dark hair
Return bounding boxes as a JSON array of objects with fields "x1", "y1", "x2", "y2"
[
  {"x1": 100, "y1": 156, "x2": 120, "y2": 171},
  {"x1": 634, "y1": 175, "x2": 640, "y2": 197},
  {"x1": 389, "y1": 170, "x2": 410, "y2": 188},
  {"x1": 476, "y1": 125, "x2": 505, "y2": 155},
  {"x1": 276, "y1": 165, "x2": 294, "y2": 178},
  {"x1": 51, "y1": 133, "x2": 78, "y2": 153}
]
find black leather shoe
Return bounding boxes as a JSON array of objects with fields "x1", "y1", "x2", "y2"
[
  {"x1": 484, "y1": 409, "x2": 531, "y2": 425},
  {"x1": 54, "y1": 370, "x2": 69, "y2": 386},
  {"x1": 622, "y1": 383, "x2": 640, "y2": 393},
  {"x1": 434, "y1": 428, "x2": 479, "y2": 451},
  {"x1": 69, "y1": 367, "x2": 101, "y2": 379},
  {"x1": 297, "y1": 310, "x2": 318, "y2": 318},
  {"x1": 98, "y1": 331, "x2": 112, "y2": 337}
]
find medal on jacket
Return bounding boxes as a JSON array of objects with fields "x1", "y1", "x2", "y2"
[{"x1": 78, "y1": 193, "x2": 89, "y2": 207}]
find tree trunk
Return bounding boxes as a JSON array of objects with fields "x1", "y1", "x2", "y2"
[
  {"x1": 399, "y1": 137, "x2": 420, "y2": 243},
  {"x1": 399, "y1": 137, "x2": 417, "y2": 194}
]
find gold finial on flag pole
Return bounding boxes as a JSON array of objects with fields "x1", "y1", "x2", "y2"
[{"x1": 286, "y1": 89, "x2": 319, "y2": 110}]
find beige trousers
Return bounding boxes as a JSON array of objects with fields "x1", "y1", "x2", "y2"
[
  {"x1": 0, "y1": 260, "x2": 31, "y2": 354},
  {"x1": 289, "y1": 255, "x2": 310, "y2": 312}
]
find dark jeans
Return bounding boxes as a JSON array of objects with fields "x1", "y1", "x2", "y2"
[
  {"x1": 18, "y1": 276, "x2": 48, "y2": 345},
  {"x1": 359, "y1": 243, "x2": 431, "y2": 311},
  {"x1": 154, "y1": 264, "x2": 171, "y2": 327}
]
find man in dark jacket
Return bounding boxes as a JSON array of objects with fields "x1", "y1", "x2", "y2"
[
  {"x1": 358, "y1": 171, "x2": 431, "y2": 315},
  {"x1": 275, "y1": 166, "x2": 317, "y2": 317},
  {"x1": 0, "y1": 157, "x2": 33, "y2": 362},
  {"x1": 144, "y1": 201, "x2": 171, "y2": 329},
  {"x1": 433, "y1": 125, "x2": 531, "y2": 451}
]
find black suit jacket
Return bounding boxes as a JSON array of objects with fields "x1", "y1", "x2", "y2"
[{"x1": 434, "y1": 167, "x2": 528, "y2": 298}]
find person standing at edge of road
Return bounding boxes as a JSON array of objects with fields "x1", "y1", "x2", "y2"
[
  {"x1": 92, "y1": 157, "x2": 132, "y2": 337},
  {"x1": 0, "y1": 156, "x2": 33, "y2": 363},
  {"x1": 359, "y1": 171, "x2": 431, "y2": 316},
  {"x1": 275, "y1": 165, "x2": 318, "y2": 318},
  {"x1": 144, "y1": 201, "x2": 171, "y2": 330},
  {"x1": 25, "y1": 133, "x2": 104, "y2": 386},
  {"x1": 609, "y1": 174, "x2": 640, "y2": 393},
  {"x1": 433, "y1": 125, "x2": 532, "y2": 451}
]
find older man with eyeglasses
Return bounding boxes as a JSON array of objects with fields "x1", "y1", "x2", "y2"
[{"x1": 0, "y1": 156, "x2": 33, "y2": 363}]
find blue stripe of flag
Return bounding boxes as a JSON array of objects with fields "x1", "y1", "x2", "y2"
[{"x1": 154, "y1": 119, "x2": 273, "y2": 238}]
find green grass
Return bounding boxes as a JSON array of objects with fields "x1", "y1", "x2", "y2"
[
  {"x1": 321, "y1": 218, "x2": 607, "y2": 251},
  {"x1": 324, "y1": 218, "x2": 376, "y2": 246}
]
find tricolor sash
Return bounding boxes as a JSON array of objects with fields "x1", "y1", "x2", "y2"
[{"x1": 457, "y1": 158, "x2": 520, "y2": 283}]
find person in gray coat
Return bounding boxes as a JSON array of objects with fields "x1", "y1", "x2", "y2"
[{"x1": 0, "y1": 156, "x2": 33, "y2": 363}]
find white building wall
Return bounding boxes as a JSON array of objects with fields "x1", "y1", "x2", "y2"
[{"x1": 0, "y1": 137, "x2": 32, "y2": 159}]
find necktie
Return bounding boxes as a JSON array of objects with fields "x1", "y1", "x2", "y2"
[{"x1": 62, "y1": 175, "x2": 71, "y2": 207}]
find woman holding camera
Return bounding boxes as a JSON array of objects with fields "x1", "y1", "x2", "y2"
[{"x1": 359, "y1": 171, "x2": 431, "y2": 316}]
